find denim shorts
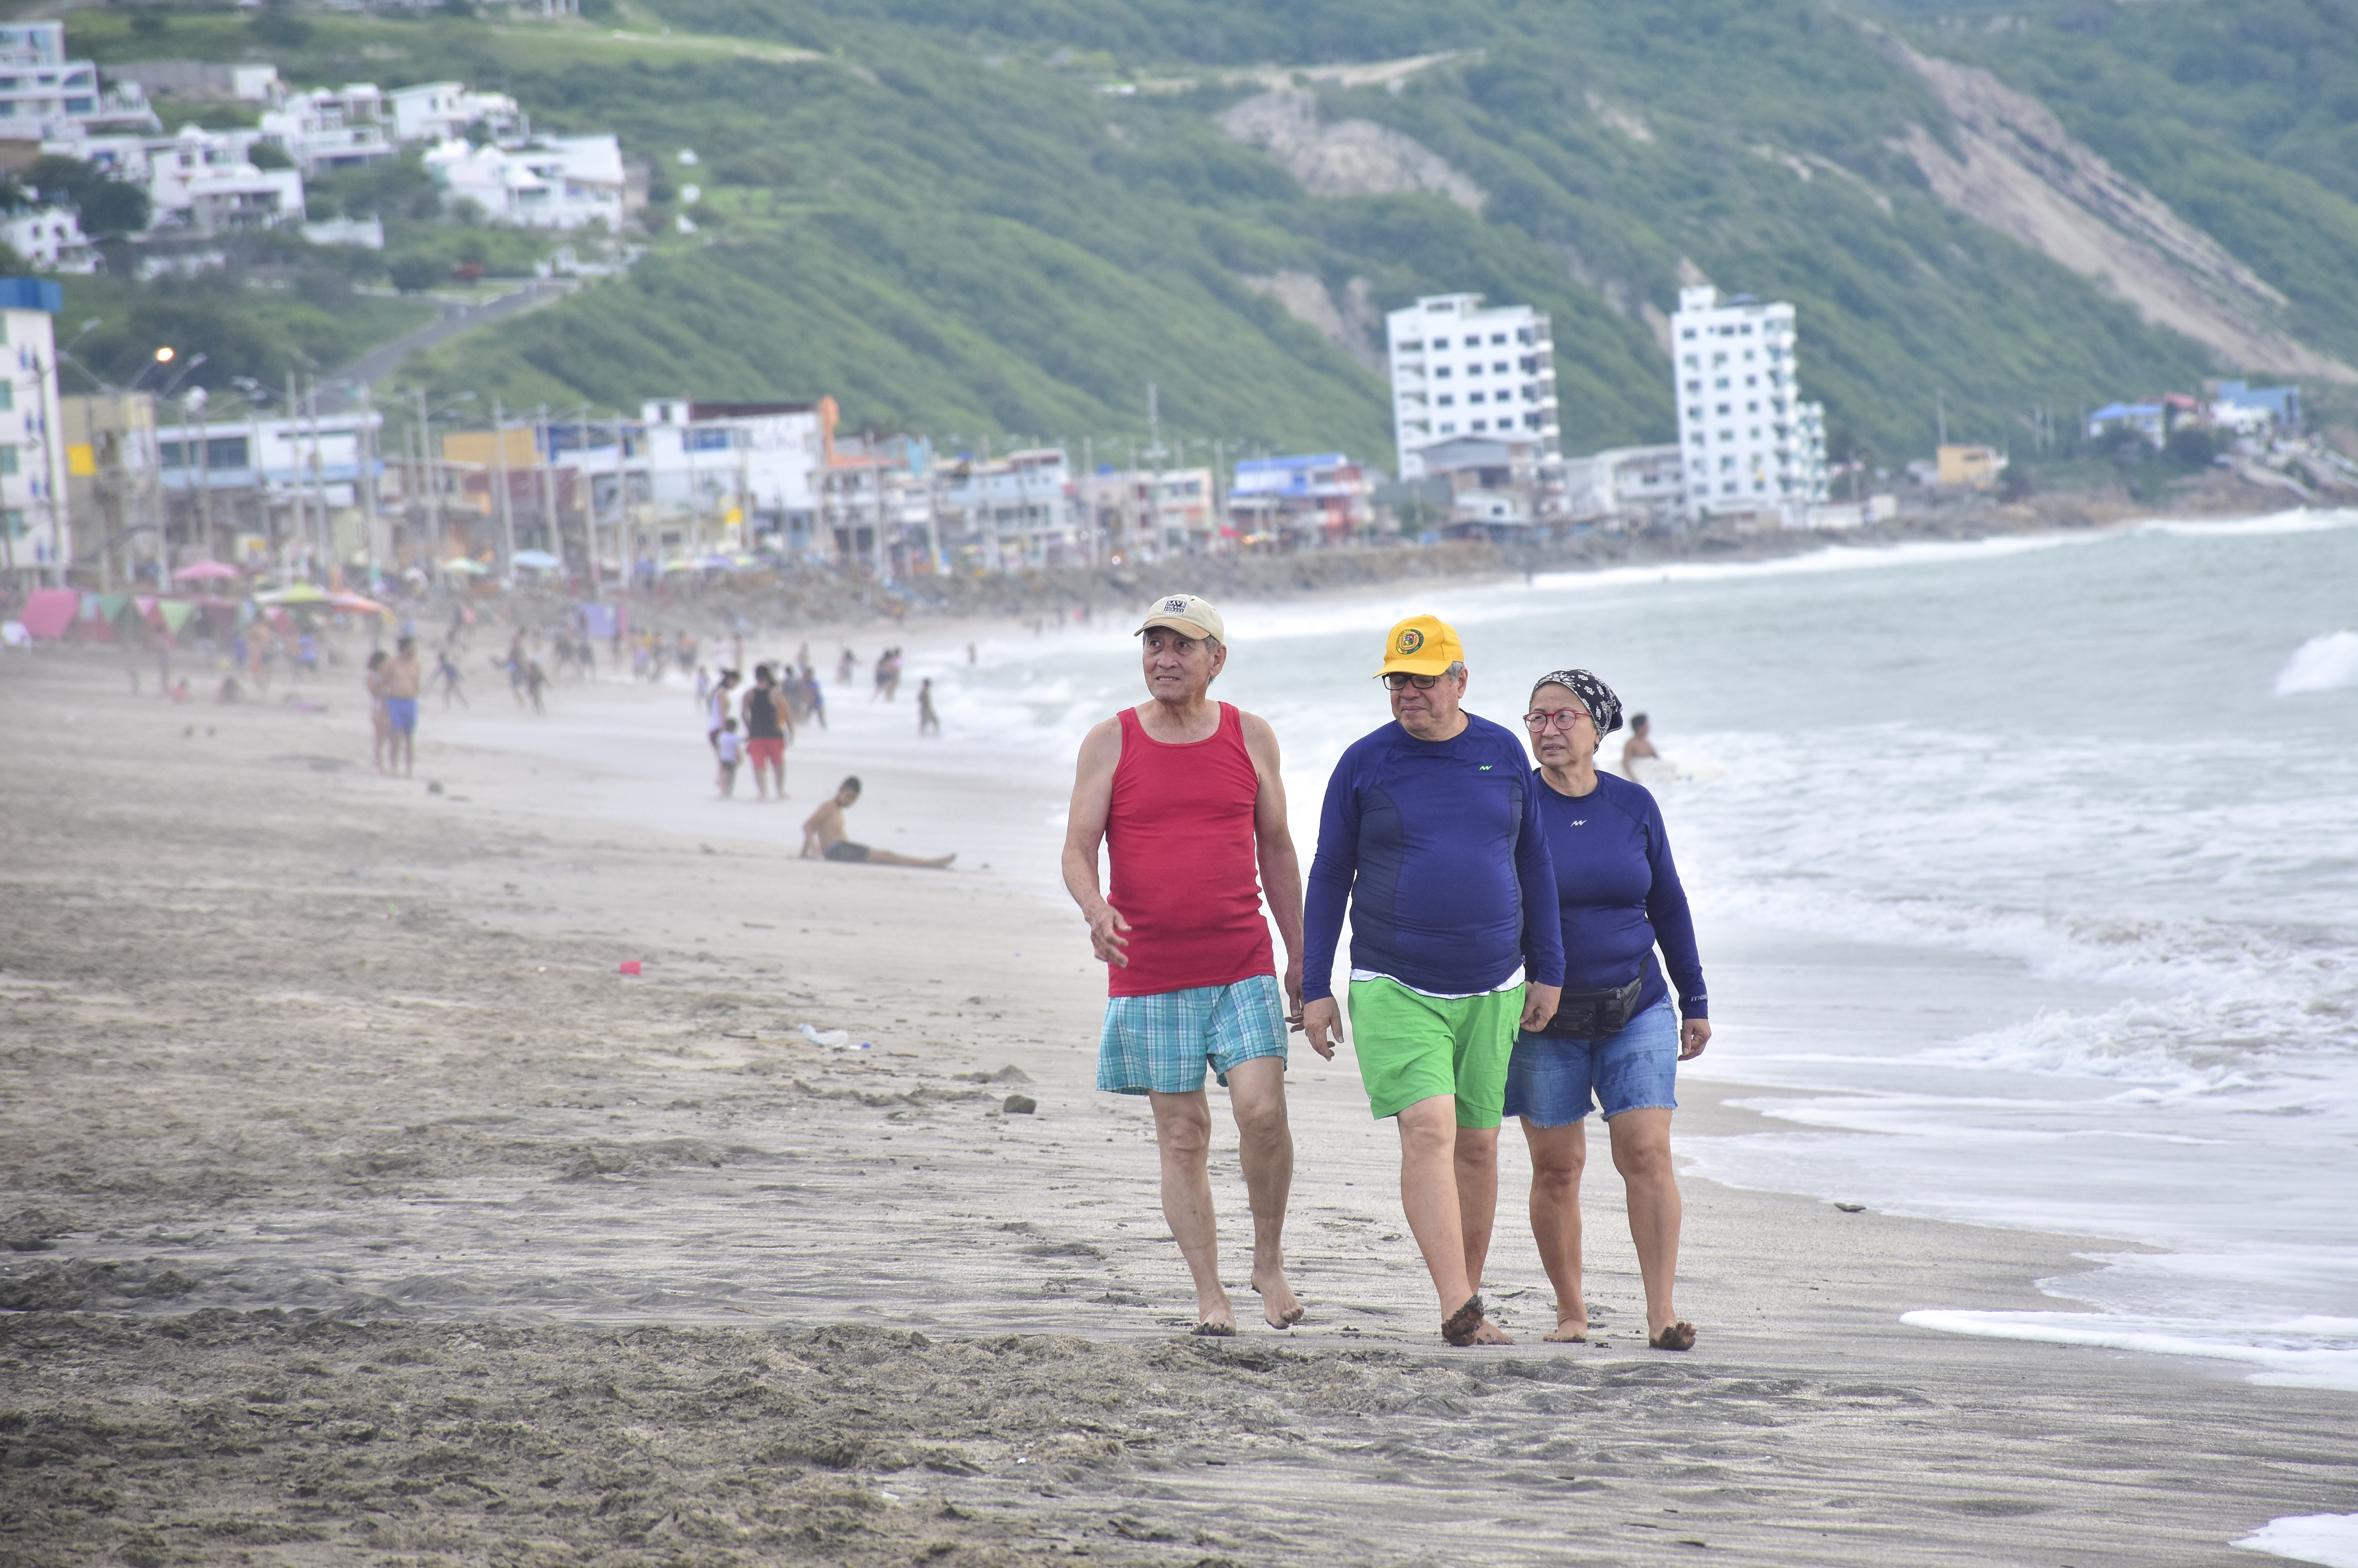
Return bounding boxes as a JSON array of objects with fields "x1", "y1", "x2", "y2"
[
  {"x1": 1097, "y1": 974, "x2": 1287, "y2": 1096},
  {"x1": 1503, "y1": 996, "x2": 1679, "y2": 1126}
]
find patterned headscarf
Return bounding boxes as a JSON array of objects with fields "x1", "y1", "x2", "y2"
[{"x1": 1531, "y1": 669, "x2": 1623, "y2": 737}]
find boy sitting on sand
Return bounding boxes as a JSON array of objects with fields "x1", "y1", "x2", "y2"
[{"x1": 799, "y1": 776, "x2": 954, "y2": 868}]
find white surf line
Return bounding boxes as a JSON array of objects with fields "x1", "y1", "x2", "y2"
[{"x1": 2235, "y1": 1512, "x2": 2358, "y2": 1568}]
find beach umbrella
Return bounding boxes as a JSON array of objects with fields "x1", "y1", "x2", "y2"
[
  {"x1": 511, "y1": 549, "x2": 562, "y2": 571},
  {"x1": 441, "y1": 558, "x2": 492, "y2": 576},
  {"x1": 172, "y1": 560, "x2": 243, "y2": 582},
  {"x1": 328, "y1": 591, "x2": 391, "y2": 615},
  {"x1": 256, "y1": 583, "x2": 332, "y2": 606}
]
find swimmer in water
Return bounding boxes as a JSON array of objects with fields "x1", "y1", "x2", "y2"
[{"x1": 1620, "y1": 712, "x2": 1660, "y2": 776}]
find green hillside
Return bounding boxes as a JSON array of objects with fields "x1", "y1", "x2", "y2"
[{"x1": 53, "y1": 0, "x2": 2358, "y2": 473}]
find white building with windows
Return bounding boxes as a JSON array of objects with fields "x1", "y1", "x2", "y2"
[
  {"x1": 936, "y1": 448, "x2": 1082, "y2": 568},
  {"x1": 423, "y1": 134, "x2": 624, "y2": 229},
  {"x1": 0, "y1": 206, "x2": 98, "y2": 272},
  {"x1": 1671, "y1": 285, "x2": 1829, "y2": 519},
  {"x1": 0, "y1": 23, "x2": 158, "y2": 142},
  {"x1": 386, "y1": 83, "x2": 526, "y2": 146},
  {"x1": 1386, "y1": 292, "x2": 1559, "y2": 480},
  {"x1": 0, "y1": 277, "x2": 69, "y2": 587},
  {"x1": 258, "y1": 86, "x2": 402, "y2": 176}
]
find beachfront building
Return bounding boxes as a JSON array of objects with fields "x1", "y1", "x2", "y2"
[
  {"x1": 423, "y1": 135, "x2": 624, "y2": 229},
  {"x1": 1559, "y1": 443, "x2": 1686, "y2": 525},
  {"x1": 0, "y1": 23, "x2": 159, "y2": 142},
  {"x1": 1227, "y1": 453, "x2": 1373, "y2": 546},
  {"x1": 1386, "y1": 293, "x2": 1560, "y2": 480},
  {"x1": 822, "y1": 434, "x2": 940, "y2": 577},
  {"x1": 1672, "y1": 284, "x2": 1830, "y2": 521},
  {"x1": 0, "y1": 277, "x2": 69, "y2": 588},
  {"x1": 59, "y1": 390, "x2": 162, "y2": 588},
  {"x1": 528, "y1": 399, "x2": 832, "y2": 568},
  {"x1": 935, "y1": 448, "x2": 1082, "y2": 569},
  {"x1": 156, "y1": 404, "x2": 385, "y2": 575},
  {"x1": 0, "y1": 206, "x2": 98, "y2": 272},
  {"x1": 52, "y1": 125, "x2": 309, "y2": 236},
  {"x1": 1079, "y1": 465, "x2": 1217, "y2": 559},
  {"x1": 2212, "y1": 380, "x2": 2300, "y2": 434}
]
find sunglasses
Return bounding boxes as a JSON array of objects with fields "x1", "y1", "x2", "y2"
[{"x1": 1381, "y1": 672, "x2": 1447, "y2": 691}]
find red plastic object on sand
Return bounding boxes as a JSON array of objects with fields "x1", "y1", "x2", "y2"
[{"x1": 618, "y1": 961, "x2": 642, "y2": 976}]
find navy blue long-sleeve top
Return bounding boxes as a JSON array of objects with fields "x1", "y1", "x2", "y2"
[
  {"x1": 1530, "y1": 769, "x2": 1708, "y2": 1026},
  {"x1": 1302, "y1": 715, "x2": 1566, "y2": 1002}
]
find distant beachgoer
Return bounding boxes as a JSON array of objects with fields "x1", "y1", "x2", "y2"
[
  {"x1": 706, "y1": 668, "x2": 738, "y2": 752},
  {"x1": 742, "y1": 663, "x2": 792, "y2": 799},
  {"x1": 966, "y1": 641, "x2": 977, "y2": 666},
  {"x1": 1510, "y1": 671, "x2": 1709, "y2": 1352},
  {"x1": 801, "y1": 667, "x2": 827, "y2": 730},
  {"x1": 170, "y1": 678, "x2": 189, "y2": 703},
  {"x1": 366, "y1": 650, "x2": 392, "y2": 774},
  {"x1": 917, "y1": 677, "x2": 940, "y2": 736},
  {"x1": 800, "y1": 776, "x2": 954, "y2": 868},
  {"x1": 382, "y1": 636, "x2": 422, "y2": 777},
  {"x1": 837, "y1": 646, "x2": 857, "y2": 684},
  {"x1": 525, "y1": 660, "x2": 550, "y2": 715},
  {"x1": 507, "y1": 631, "x2": 529, "y2": 707},
  {"x1": 872, "y1": 648, "x2": 896, "y2": 701},
  {"x1": 1299, "y1": 614, "x2": 1564, "y2": 1348},
  {"x1": 1063, "y1": 593, "x2": 1307, "y2": 1336},
  {"x1": 1620, "y1": 712, "x2": 1660, "y2": 776},
  {"x1": 715, "y1": 718, "x2": 742, "y2": 797},
  {"x1": 435, "y1": 649, "x2": 468, "y2": 709}
]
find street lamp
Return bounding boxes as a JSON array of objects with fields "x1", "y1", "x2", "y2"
[
  {"x1": 127, "y1": 345, "x2": 175, "y2": 391},
  {"x1": 157, "y1": 352, "x2": 208, "y2": 400}
]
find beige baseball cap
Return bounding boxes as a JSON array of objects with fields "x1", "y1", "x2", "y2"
[{"x1": 1134, "y1": 592, "x2": 1225, "y2": 643}]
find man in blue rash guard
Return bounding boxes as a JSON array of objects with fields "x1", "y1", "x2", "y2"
[{"x1": 1298, "y1": 613, "x2": 1563, "y2": 1347}]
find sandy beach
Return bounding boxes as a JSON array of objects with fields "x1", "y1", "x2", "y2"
[{"x1": 2, "y1": 644, "x2": 2349, "y2": 1567}]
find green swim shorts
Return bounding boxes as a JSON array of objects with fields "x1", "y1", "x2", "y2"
[{"x1": 1347, "y1": 976, "x2": 1525, "y2": 1129}]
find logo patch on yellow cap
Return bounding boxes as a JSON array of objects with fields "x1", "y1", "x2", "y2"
[{"x1": 1396, "y1": 627, "x2": 1425, "y2": 655}]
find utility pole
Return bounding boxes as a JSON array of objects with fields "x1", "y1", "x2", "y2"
[
  {"x1": 285, "y1": 370, "x2": 302, "y2": 578},
  {"x1": 535, "y1": 402, "x2": 555, "y2": 561},
  {"x1": 415, "y1": 387, "x2": 442, "y2": 566},
  {"x1": 1935, "y1": 387, "x2": 1947, "y2": 449},
  {"x1": 492, "y1": 397, "x2": 515, "y2": 578},
  {"x1": 1144, "y1": 382, "x2": 1167, "y2": 557}
]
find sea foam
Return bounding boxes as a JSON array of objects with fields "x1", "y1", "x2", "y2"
[{"x1": 2274, "y1": 631, "x2": 2358, "y2": 695}]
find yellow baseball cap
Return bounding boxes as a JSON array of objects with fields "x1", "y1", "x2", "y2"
[
  {"x1": 1135, "y1": 592, "x2": 1225, "y2": 643},
  {"x1": 1378, "y1": 614, "x2": 1463, "y2": 677}
]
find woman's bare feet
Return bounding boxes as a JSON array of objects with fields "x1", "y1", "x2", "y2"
[
  {"x1": 1648, "y1": 1320, "x2": 1697, "y2": 1351},
  {"x1": 1191, "y1": 1299, "x2": 1237, "y2": 1337},
  {"x1": 1543, "y1": 1313, "x2": 1588, "y2": 1343},
  {"x1": 1441, "y1": 1295, "x2": 1516, "y2": 1346},
  {"x1": 1251, "y1": 1269, "x2": 1305, "y2": 1329}
]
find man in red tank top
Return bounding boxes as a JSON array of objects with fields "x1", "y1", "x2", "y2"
[{"x1": 1062, "y1": 594, "x2": 1308, "y2": 1335}]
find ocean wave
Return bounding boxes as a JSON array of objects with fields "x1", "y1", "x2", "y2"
[
  {"x1": 2145, "y1": 507, "x2": 2358, "y2": 539},
  {"x1": 1900, "y1": 1308, "x2": 2358, "y2": 1392},
  {"x1": 2274, "y1": 631, "x2": 2358, "y2": 696}
]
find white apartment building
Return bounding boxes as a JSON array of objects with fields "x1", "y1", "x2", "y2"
[
  {"x1": 1386, "y1": 292, "x2": 1559, "y2": 480},
  {"x1": 0, "y1": 207, "x2": 97, "y2": 272},
  {"x1": 936, "y1": 449, "x2": 1081, "y2": 568},
  {"x1": 50, "y1": 125, "x2": 308, "y2": 236},
  {"x1": 0, "y1": 23, "x2": 158, "y2": 142},
  {"x1": 543, "y1": 399, "x2": 831, "y2": 558},
  {"x1": 386, "y1": 83, "x2": 525, "y2": 145},
  {"x1": 259, "y1": 87, "x2": 402, "y2": 176},
  {"x1": 1079, "y1": 465, "x2": 1215, "y2": 557},
  {"x1": 1671, "y1": 284, "x2": 1829, "y2": 518},
  {"x1": 0, "y1": 278, "x2": 70, "y2": 587},
  {"x1": 424, "y1": 135, "x2": 624, "y2": 229}
]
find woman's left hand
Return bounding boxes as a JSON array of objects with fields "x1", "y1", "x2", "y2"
[{"x1": 1679, "y1": 1018, "x2": 1712, "y2": 1060}]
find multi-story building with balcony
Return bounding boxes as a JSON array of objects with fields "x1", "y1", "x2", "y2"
[
  {"x1": 1670, "y1": 284, "x2": 1829, "y2": 519},
  {"x1": 0, "y1": 277, "x2": 69, "y2": 587},
  {"x1": 1386, "y1": 293, "x2": 1559, "y2": 480},
  {"x1": 0, "y1": 23, "x2": 158, "y2": 142}
]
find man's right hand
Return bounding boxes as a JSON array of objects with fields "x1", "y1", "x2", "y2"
[
  {"x1": 1085, "y1": 903, "x2": 1133, "y2": 967},
  {"x1": 1300, "y1": 997, "x2": 1342, "y2": 1061}
]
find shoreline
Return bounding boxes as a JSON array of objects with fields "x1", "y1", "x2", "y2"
[{"x1": 2, "y1": 648, "x2": 2350, "y2": 1564}]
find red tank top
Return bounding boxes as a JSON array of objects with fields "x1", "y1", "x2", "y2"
[{"x1": 1104, "y1": 702, "x2": 1275, "y2": 997}]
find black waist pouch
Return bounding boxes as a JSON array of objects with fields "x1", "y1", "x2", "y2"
[{"x1": 1545, "y1": 973, "x2": 1645, "y2": 1039}]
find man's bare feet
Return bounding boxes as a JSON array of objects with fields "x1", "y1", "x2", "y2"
[
  {"x1": 1543, "y1": 1316, "x2": 1588, "y2": 1343},
  {"x1": 1192, "y1": 1296, "x2": 1237, "y2": 1337},
  {"x1": 1441, "y1": 1295, "x2": 1514, "y2": 1346},
  {"x1": 1648, "y1": 1320, "x2": 1697, "y2": 1351},
  {"x1": 1251, "y1": 1269, "x2": 1305, "y2": 1329},
  {"x1": 1468, "y1": 1318, "x2": 1515, "y2": 1345}
]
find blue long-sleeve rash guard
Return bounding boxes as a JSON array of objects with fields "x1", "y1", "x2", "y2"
[
  {"x1": 1531, "y1": 769, "x2": 1708, "y2": 1024},
  {"x1": 1302, "y1": 715, "x2": 1566, "y2": 1002}
]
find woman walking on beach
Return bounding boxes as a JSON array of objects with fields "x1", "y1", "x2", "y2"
[{"x1": 1508, "y1": 669, "x2": 1711, "y2": 1351}]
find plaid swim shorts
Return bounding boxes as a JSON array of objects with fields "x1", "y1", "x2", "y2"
[{"x1": 1097, "y1": 974, "x2": 1288, "y2": 1096}]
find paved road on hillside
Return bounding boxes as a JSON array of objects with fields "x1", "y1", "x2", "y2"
[{"x1": 334, "y1": 278, "x2": 578, "y2": 387}]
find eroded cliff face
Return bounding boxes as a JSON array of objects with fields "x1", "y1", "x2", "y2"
[
  {"x1": 1215, "y1": 89, "x2": 1487, "y2": 214},
  {"x1": 1874, "y1": 30, "x2": 2355, "y2": 383}
]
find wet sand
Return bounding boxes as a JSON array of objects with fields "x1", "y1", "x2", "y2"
[{"x1": 1, "y1": 649, "x2": 2346, "y2": 1566}]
